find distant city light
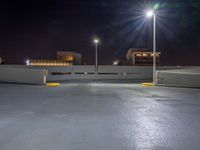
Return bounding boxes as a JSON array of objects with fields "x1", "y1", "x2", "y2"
[
  {"x1": 94, "y1": 39, "x2": 99, "y2": 44},
  {"x1": 113, "y1": 60, "x2": 120, "y2": 65},
  {"x1": 143, "y1": 53, "x2": 148, "y2": 57},
  {"x1": 25, "y1": 59, "x2": 30, "y2": 66},
  {"x1": 146, "y1": 10, "x2": 154, "y2": 17}
]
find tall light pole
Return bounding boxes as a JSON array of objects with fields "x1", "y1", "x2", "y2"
[
  {"x1": 146, "y1": 10, "x2": 157, "y2": 84},
  {"x1": 93, "y1": 39, "x2": 99, "y2": 73}
]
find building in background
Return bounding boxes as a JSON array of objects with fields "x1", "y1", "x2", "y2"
[
  {"x1": 57, "y1": 51, "x2": 82, "y2": 65},
  {"x1": 27, "y1": 51, "x2": 82, "y2": 66},
  {"x1": 0, "y1": 58, "x2": 4, "y2": 64},
  {"x1": 126, "y1": 48, "x2": 161, "y2": 66}
]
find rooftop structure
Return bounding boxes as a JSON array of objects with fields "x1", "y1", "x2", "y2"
[
  {"x1": 126, "y1": 48, "x2": 161, "y2": 66},
  {"x1": 57, "y1": 51, "x2": 82, "y2": 65},
  {"x1": 27, "y1": 51, "x2": 82, "y2": 66},
  {"x1": 28, "y1": 60, "x2": 71, "y2": 66},
  {"x1": 0, "y1": 58, "x2": 4, "y2": 64}
]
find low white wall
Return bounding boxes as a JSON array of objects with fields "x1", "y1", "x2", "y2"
[
  {"x1": 0, "y1": 67, "x2": 47, "y2": 85},
  {"x1": 1, "y1": 65, "x2": 200, "y2": 83},
  {"x1": 36, "y1": 66, "x2": 153, "y2": 81},
  {"x1": 46, "y1": 74, "x2": 152, "y2": 82},
  {"x1": 156, "y1": 69, "x2": 200, "y2": 88},
  {"x1": 43, "y1": 66, "x2": 198, "y2": 82}
]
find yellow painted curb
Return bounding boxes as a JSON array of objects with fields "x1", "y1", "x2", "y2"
[
  {"x1": 142, "y1": 83, "x2": 156, "y2": 86},
  {"x1": 46, "y1": 83, "x2": 61, "y2": 87}
]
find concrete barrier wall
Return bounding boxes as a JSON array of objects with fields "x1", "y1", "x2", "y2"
[
  {"x1": 98, "y1": 66, "x2": 151, "y2": 73},
  {"x1": 1, "y1": 65, "x2": 200, "y2": 82},
  {"x1": 41, "y1": 66, "x2": 200, "y2": 82},
  {"x1": 0, "y1": 67, "x2": 47, "y2": 85},
  {"x1": 30, "y1": 66, "x2": 153, "y2": 81},
  {"x1": 156, "y1": 69, "x2": 200, "y2": 88}
]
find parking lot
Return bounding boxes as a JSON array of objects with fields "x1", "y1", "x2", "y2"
[{"x1": 0, "y1": 82, "x2": 200, "y2": 150}]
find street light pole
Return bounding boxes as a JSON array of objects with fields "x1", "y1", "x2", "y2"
[
  {"x1": 94, "y1": 39, "x2": 99, "y2": 73},
  {"x1": 95, "y1": 42, "x2": 98, "y2": 73},
  {"x1": 153, "y1": 13, "x2": 156, "y2": 84},
  {"x1": 146, "y1": 10, "x2": 157, "y2": 84}
]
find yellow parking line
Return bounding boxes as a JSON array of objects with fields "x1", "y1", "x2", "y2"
[
  {"x1": 142, "y1": 83, "x2": 156, "y2": 86},
  {"x1": 46, "y1": 83, "x2": 61, "y2": 87}
]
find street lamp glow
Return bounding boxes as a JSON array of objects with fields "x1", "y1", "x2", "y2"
[
  {"x1": 25, "y1": 59, "x2": 30, "y2": 66},
  {"x1": 94, "y1": 39, "x2": 99, "y2": 44},
  {"x1": 146, "y1": 10, "x2": 154, "y2": 17},
  {"x1": 113, "y1": 60, "x2": 119, "y2": 66}
]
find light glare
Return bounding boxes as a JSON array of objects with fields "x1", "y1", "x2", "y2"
[
  {"x1": 25, "y1": 59, "x2": 30, "y2": 66},
  {"x1": 113, "y1": 60, "x2": 119, "y2": 65},
  {"x1": 146, "y1": 10, "x2": 154, "y2": 17},
  {"x1": 94, "y1": 39, "x2": 99, "y2": 44}
]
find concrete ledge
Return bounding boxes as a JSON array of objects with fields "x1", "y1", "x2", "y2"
[
  {"x1": 156, "y1": 69, "x2": 200, "y2": 88},
  {"x1": 0, "y1": 67, "x2": 47, "y2": 85}
]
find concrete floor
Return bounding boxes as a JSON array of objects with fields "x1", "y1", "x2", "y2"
[{"x1": 0, "y1": 82, "x2": 200, "y2": 150}]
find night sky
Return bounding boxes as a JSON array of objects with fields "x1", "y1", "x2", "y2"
[{"x1": 0, "y1": 0, "x2": 200, "y2": 65}]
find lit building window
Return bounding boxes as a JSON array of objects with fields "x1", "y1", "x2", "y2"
[
  {"x1": 142, "y1": 53, "x2": 148, "y2": 57},
  {"x1": 136, "y1": 54, "x2": 142, "y2": 57}
]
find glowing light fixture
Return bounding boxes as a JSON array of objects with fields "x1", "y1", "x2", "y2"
[
  {"x1": 93, "y1": 39, "x2": 99, "y2": 44},
  {"x1": 143, "y1": 53, "x2": 148, "y2": 57},
  {"x1": 146, "y1": 10, "x2": 154, "y2": 17},
  {"x1": 25, "y1": 59, "x2": 30, "y2": 66},
  {"x1": 136, "y1": 54, "x2": 142, "y2": 57},
  {"x1": 113, "y1": 60, "x2": 119, "y2": 65}
]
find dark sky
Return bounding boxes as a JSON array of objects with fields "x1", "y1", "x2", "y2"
[{"x1": 0, "y1": 0, "x2": 200, "y2": 65}]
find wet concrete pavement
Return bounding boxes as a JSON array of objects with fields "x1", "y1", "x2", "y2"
[{"x1": 0, "y1": 83, "x2": 200, "y2": 150}]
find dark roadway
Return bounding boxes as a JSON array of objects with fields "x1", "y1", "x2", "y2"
[{"x1": 0, "y1": 83, "x2": 200, "y2": 150}]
